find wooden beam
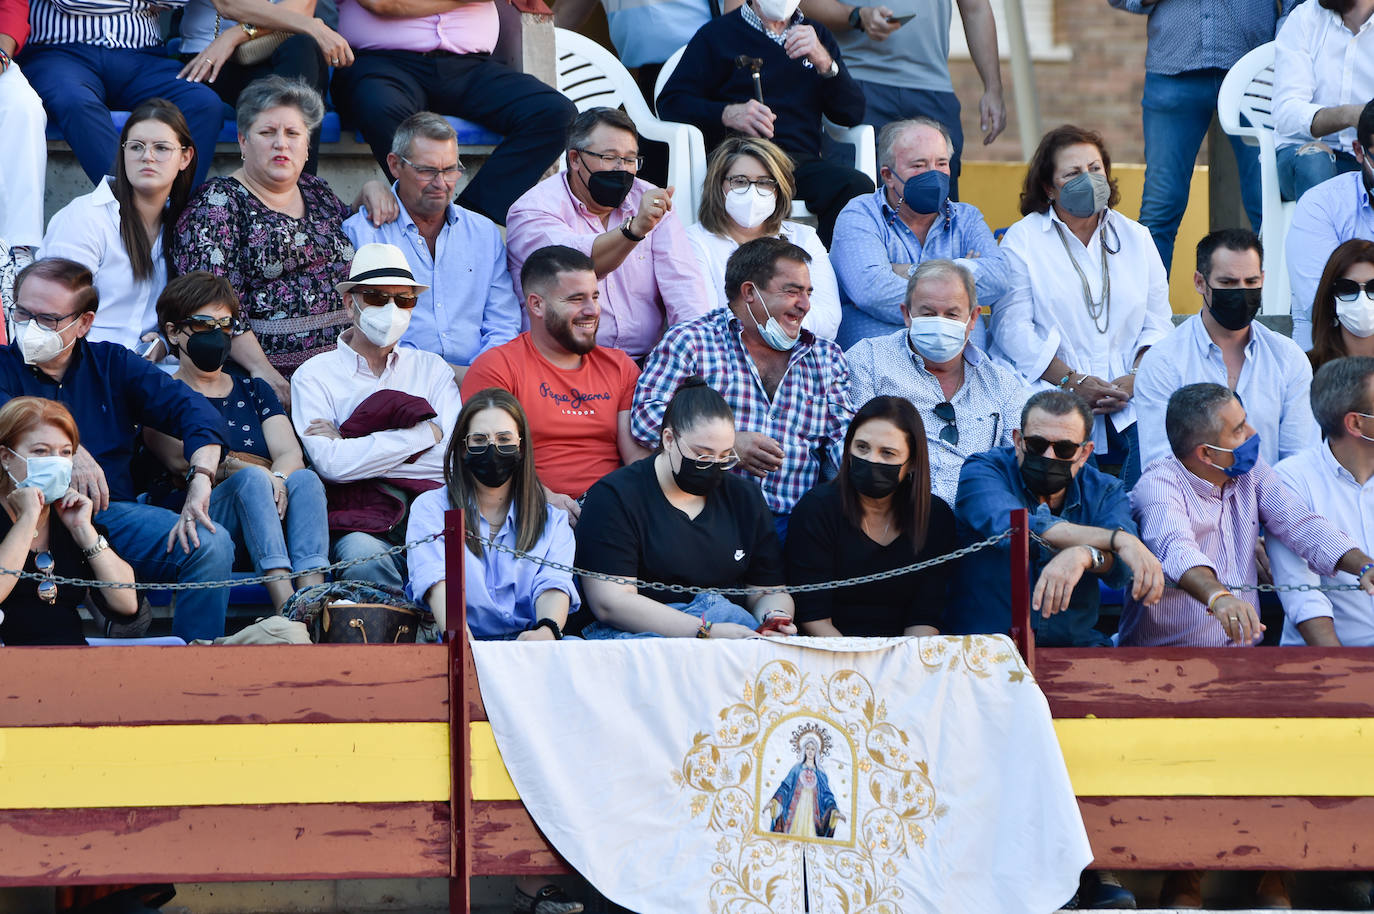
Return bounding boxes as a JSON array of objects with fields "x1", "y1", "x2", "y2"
[{"x1": 471, "y1": 801, "x2": 572, "y2": 875}]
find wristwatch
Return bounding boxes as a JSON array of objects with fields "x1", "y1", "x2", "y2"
[
  {"x1": 239, "y1": 22, "x2": 260, "y2": 37},
  {"x1": 847, "y1": 6, "x2": 863, "y2": 30},
  {"x1": 185, "y1": 465, "x2": 215, "y2": 487},
  {"x1": 620, "y1": 216, "x2": 645, "y2": 243},
  {"x1": 819, "y1": 59, "x2": 840, "y2": 78},
  {"x1": 82, "y1": 535, "x2": 110, "y2": 560},
  {"x1": 272, "y1": 471, "x2": 288, "y2": 481},
  {"x1": 1083, "y1": 545, "x2": 1105, "y2": 570}
]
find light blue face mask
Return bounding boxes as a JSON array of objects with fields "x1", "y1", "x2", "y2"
[
  {"x1": 6, "y1": 451, "x2": 74, "y2": 503},
  {"x1": 747, "y1": 288, "x2": 801, "y2": 352}
]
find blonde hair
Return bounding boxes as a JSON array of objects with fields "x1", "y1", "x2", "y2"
[
  {"x1": 0, "y1": 398, "x2": 79, "y2": 493},
  {"x1": 698, "y1": 137, "x2": 795, "y2": 238}
]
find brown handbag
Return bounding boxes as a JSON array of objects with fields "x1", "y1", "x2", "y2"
[{"x1": 319, "y1": 601, "x2": 421, "y2": 644}]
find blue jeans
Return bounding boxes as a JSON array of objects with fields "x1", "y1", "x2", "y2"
[
  {"x1": 581, "y1": 592, "x2": 758, "y2": 639},
  {"x1": 331, "y1": 531, "x2": 405, "y2": 590},
  {"x1": 211, "y1": 467, "x2": 329, "y2": 575},
  {"x1": 852, "y1": 81, "x2": 964, "y2": 199},
  {"x1": 1276, "y1": 141, "x2": 1360, "y2": 202},
  {"x1": 95, "y1": 500, "x2": 235, "y2": 642},
  {"x1": 16, "y1": 44, "x2": 225, "y2": 187},
  {"x1": 1140, "y1": 69, "x2": 1263, "y2": 271}
]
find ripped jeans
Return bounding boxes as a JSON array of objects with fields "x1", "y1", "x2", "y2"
[{"x1": 1277, "y1": 141, "x2": 1360, "y2": 202}]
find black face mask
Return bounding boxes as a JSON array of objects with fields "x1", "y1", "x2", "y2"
[
  {"x1": 583, "y1": 164, "x2": 635, "y2": 209},
  {"x1": 1207, "y1": 286, "x2": 1263, "y2": 331},
  {"x1": 184, "y1": 329, "x2": 232, "y2": 372},
  {"x1": 1019, "y1": 451, "x2": 1074, "y2": 498},
  {"x1": 671, "y1": 439, "x2": 726, "y2": 496},
  {"x1": 848, "y1": 456, "x2": 904, "y2": 498},
  {"x1": 466, "y1": 447, "x2": 522, "y2": 488}
]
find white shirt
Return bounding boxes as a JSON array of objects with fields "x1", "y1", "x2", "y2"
[
  {"x1": 1285, "y1": 171, "x2": 1374, "y2": 350},
  {"x1": 40, "y1": 177, "x2": 165, "y2": 350},
  {"x1": 1273, "y1": 0, "x2": 1374, "y2": 152},
  {"x1": 684, "y1": 220, "x2": 842, "y2": 340},
  {"x1": 1271, "y1": 441, "x2": 1374, "y2": 646},
  {"x1": 289, "y1": 330, "x2": 461, "y2": 483},
  {"x1": 1133, "y1": 313, "x2": 1318, "y2": 471},
  {"x1": 991, "y1": 208, "x2": 1173, "y2": 450}
]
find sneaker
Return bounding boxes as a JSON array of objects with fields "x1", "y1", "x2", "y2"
[
  {"x1": 512, "y1": 884, "x2": 584, "y2": 914},
  {"x1": 1081, "y1": 870, "x2": 1136, "y2": 909}
]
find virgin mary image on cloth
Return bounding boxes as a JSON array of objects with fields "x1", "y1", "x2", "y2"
[{"x1": 767, "y1": 723, "x2": 845, "y2": 839}]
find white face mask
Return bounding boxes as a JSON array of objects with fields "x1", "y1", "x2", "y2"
[
  {"x1": 15, "y1": 320, "x2": 76, "y2": 366},
  {"x1": 906, "y1": 315, "x2": 968, "y2": 364},
  {"x1": 355, "y1": 300, "x2": 412, "y2": 348},
  {"x1": 753, "y1": 0, "x2": 800, "y2": 20},
  {"x1": 1337, "y1": 293, "x2": 1374, "y2": 338},
  {"x1": 725, "y1": 186, "x2": 776, "y2": 230}
]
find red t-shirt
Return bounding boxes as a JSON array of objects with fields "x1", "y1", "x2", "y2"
[{"x1": 462, "y1": 333, "x2": 639, "y2": 497}]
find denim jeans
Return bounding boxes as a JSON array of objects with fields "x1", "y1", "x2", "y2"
[
  {"x1": 581, "y1": 591, "x2": 758, "y2": 639},
  {"x1": 1140, "y1": 69, "x2": 1263, "y2": 271},
  {"x1": 331, "y1": 531, "x2": 405, "y2": 590},
  {"x1": 211, "y1": 466, "x2": 329, "y2": 575},
  {"x1": 1276, "y1": 141, "x2": 1360, "y2": 202},
  {"x1": 95, "y1": 500, "x2": 235, "y2": 642}
]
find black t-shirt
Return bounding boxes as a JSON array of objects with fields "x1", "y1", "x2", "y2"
[
  {"x1": 575, "y1": 456, "x2": 784, "y2": 602},
  {"x1": 785, "y1": 481, "x2": 956, "y2": 636},
  {"x1": 0, "y1": 511, "x2": 105, "y2": 645}
]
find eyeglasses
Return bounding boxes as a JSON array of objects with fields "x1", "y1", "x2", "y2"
[
  {"x1": 122, "y1": 140, "x2": 186, "y2": 162},
  {"x1": 465, "y1": 433, "x2": 521, "y2": 456},
  {"x1": 1022, "y1": 435, "x2": 1086, "y2": 460},
  {"x1": 9, "y1": 304, "x2": 84, "y2": 332},
  {"x1": 1333, "y1": 278, "x2": 1374, "y2": 302},
  {"x1": 355, "y1": 291, "x2": 419, "y2": 309},
  {"x1": 34, "y1": 550, "x2": 56, "y2": 605},
  {"x1": 178, "y1": 314, "x2": 241, "y2": 335},
  {"x1": 576, "y1": 148, "x2": 644, "y2": 171},
  {"x1": 932, "y1": 401, "x2": 958, "y2": 446},
  {"x1": 400, "y1": 155, "x2": 465, "y2": 182},
  {"x1": 675, "y1": 438, "x2": 741, "y2": 471},
  {"x1": 725, "y1": 175, "x2": 780, "y2": 195}
]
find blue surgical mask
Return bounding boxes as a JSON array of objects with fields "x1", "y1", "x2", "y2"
[
  {"x1": 747, "y1": 288, "x2": 800, "y2": 352},
  {"x1": 6, "y1": 453, "x2": 73, "y2": 503},
  {"x1": 1205, "y1": 432, "x2": 1260, "y2": 478},
  {"x1": 900, "y1": 170, "x2": 950, "y2": 215},
  {"x1": 906, "y1": 315, "x2": 968, "y2": 363}
]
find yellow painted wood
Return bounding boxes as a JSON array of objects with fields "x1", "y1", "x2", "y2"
[
  {"x1": 0, "y1": 723, "x2": 450, "y2": 809},
  {"x1": 1056, "y1": 718, "x2": 1374, "y2": 796},
  {"x1": 470, "y1": 722, "x2": 519, "y2": 801}
]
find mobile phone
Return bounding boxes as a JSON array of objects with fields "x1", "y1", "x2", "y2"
[
  {"x1": 887, "y1": 12, "x2": 915, "y2": 24},
  {"x1": 136, "y1": 337, "x2": 162, "y2": 358}
]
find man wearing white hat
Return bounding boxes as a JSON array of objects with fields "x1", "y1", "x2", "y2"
[{"x1": 290, "y1": 243, "x2": 462, "y2": 589}]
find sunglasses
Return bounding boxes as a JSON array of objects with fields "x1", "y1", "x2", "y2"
[
  {"x1": 178, "y1": 314, "x2": 241, "y2": 335},
  {"x1": 1333, "y1": 278, "x2": 1374, "y2": 302},
  {"x1": 1022, "y1": 435, "x2": 1085, "y2": 460},
  {"x1": 932, "y1": 401, "x2": 958, "y2": 446},
  {"x1": 356, "y1": 291, "x2": 419, "y2": 309}
]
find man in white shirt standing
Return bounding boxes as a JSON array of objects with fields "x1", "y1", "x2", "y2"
[
  {"x1": 291, "y1": 243, "x2": 461, "y2": 589},
  {"x1": 1134, "y1": 229, "x2": 1318, "y2": 474},
  {"x1": 1272, "y1": 356, "x2": 1374, "y2": 646},
  {"x1": 846, "y1": 259, "x2": 1024, "y2": 504}
]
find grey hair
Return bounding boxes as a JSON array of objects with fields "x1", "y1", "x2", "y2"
[
  {"x1": 236, "y1": 75, "x2": 324, "y2": 135},
  {"x1": 905, "y1": 259, "x2": 977, "y2": 317},
  {"x1": 1166, "y1": 382, "x2": 1237, "y2": 459},
  {"x1": 1312, "y1": 356, "x2": 1374, "y2": 439},
  {"x1": 565, "y1": 106, "x2": 637, "y2": 167},
  {"x1": 878, "y1": 117, "x2": 954, "y2": 170},
  {"x1": 390, "y1": 111, "x2": 459, "y2": 160}
]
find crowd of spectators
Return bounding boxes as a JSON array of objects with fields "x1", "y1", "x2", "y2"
[{"x1": 6, "y1": 0, "x2": 1374, "y2": 909}]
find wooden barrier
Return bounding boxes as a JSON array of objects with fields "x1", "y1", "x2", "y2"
[{"x1": 3, "y1": 507, "x2": 1374, "y2": 913}]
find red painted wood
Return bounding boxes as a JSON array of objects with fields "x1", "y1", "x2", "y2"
[
  {"x1": 1080, "y1": 796, "x2": 1374, "y2": 870},
  {"x1": 471, "y1": 802, "x2": 572, "y2": 875},
  {"x1": 1008, "y1": 508, "x2": 1034, "y2": 671},
  {"x1": 444, "y1": 507, "x2": 471, "y2": 914},
  {"x1": 0, "y1": 803, "x2": 450, "y2": 886},
  {"x1": 1037, "y1": 648, "x2": 1374, "y2": 718},
  {"x1": 0, "y1": 646, "x2": 449, "y2": 727}
]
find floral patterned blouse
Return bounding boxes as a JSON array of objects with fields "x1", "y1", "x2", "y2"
[{"x1": 171, "y1": 174, "x2": 355, "y2": 374}]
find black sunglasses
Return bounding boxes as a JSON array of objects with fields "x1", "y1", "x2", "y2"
[
  {"x1": 356, "y1": 290, "x2": 419, "y2": 309},
  {"x1": 1022, "y1": 435, "x2": 1085, "y2": 460},
  {"x1": 932, "y1": 401, "x2": 958, "y2": 446},
  {"x1": 1333, "y1": 278, "x2": 1374, "y2": 302}
]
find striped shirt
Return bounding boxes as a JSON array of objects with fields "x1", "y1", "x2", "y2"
[
  {"x1": 27, "y1": 0, "x2": 181, "y2": 48},
  {"x1": 1120, "y1": 454, "x2": 1355, "y2": 647},
  {"x1": 630, "y1": 307, "x2": 854, "y2": 515}
]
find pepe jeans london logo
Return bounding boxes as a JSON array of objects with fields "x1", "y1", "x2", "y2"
[{"x1": 538, "y1": 382, "x2": 612, "y2": 416}]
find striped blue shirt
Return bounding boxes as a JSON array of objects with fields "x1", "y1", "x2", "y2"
[{"x1": 27, "y1": 0, "x2": 184, "y2": 49}]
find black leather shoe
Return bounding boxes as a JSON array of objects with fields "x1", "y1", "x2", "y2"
[
  {"x1": 1081, "y1": 870, "x2": 1136, "y2": 909},
  {"x1": 513, "y1": 884, "x2": 585, "y2": 914}
]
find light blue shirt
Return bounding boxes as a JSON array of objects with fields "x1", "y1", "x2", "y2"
[
  {"x1": 1132, "y1": 312, "x2": 1319, "y2": 472},
  {"x1": 604, "y1": 0, "x2": 710, "y2": 67},
  {"x1": 344, "y1": 185, "x2": 521, "y2": 367},
  {"x1": 830, "y1": 186, "x2": 1005, "y2": 348},
  {"x1": 1286, "y1": 171, "x2": 1374, "y2": 351},
  {"x1": 405, "y1": 488, "x2": 580, "y2": 639}
]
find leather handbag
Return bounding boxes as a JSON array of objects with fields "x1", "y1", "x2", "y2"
[
  {"x1": 213, "y1": 13, "x2": 290, "y2": 66},
  {"x1": 320, "y1": 601, "x2": 421, "y2": 644}
]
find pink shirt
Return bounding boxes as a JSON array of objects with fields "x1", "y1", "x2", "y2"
[
  {"x1": 337, "y1": 0, "x2": 498, "y2": 54},
  {"x1": 505, "y1": 173, "x2": 711, "y2": 361}
]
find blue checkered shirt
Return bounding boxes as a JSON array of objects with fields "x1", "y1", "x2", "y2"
[
  {"x1": 631, "y1": 308, "x2": 854, "y2": 515},
  {"x1": 1107, "y1": 0, "x2": 1298, "y2": 75}
]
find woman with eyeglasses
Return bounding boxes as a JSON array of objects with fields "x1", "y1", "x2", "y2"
[
  {"x1": 575, "y1": 376, "x2": 797, "y2": 639},
  {"x1": 785, "y1": 396, "x2": 954, "y2": 637},
  {"x1": 686, "y1": 137, "x2": 842, "y2": 340},
  {"x1": 141, "y1": 271, "x2": 328, "y2": 613},
  {"x1": 39, "y1": 99, "x2": 196, "y2": 356},
  {"x1": 0, "y1": 397, "x2": 135, "y2": 645},
  {"x1": 1308, "y1": 239, "x2": 1374, "y2": 372}
]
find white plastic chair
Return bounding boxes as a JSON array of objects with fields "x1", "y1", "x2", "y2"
[
  {"x1": 1217, "y1": 40, "x2": 1292, "y2": 317},
  {"x1": 654, "y1": 45, "x2": 877, "y2": 221},
  {"x1": 554, "y1": 29, "x2": 701, "y2": 223}
]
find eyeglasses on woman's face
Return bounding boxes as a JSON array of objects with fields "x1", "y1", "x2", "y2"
[
  {"x1": 464, "y1": 432, "x2": 521, "y2": 456},
  {"x1": 177, "y1": 314, "x2": 241, "y2": 336},
  {"x1": 674, "y1": 437, "x2": 740, "y2": 471},
  {"x1": 1333, "y1": 277, "x2": 1374, "y2": 303},
  {"x1": 724, "y1": 175, "x2": 779, "y2": 195},
  {"x1": 122, "y1": 140, "x2": 187, "y2": 162}
]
